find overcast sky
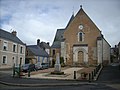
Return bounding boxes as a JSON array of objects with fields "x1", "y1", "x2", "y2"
[{"x1": 0, "y1": 0, "x2": 120, "y2": 47}]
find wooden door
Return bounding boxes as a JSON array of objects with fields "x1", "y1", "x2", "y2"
[{"x1": 78, "y1": 51, "x2": 84, "y2": 64}]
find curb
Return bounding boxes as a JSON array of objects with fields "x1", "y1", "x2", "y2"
[
  {"x1": 0, "y1": 80, "x2": 98, "y2": 87},
  {"x1": 94, "y1": 66, "x2": 103, "y2": 81},
  {"x1": 25, "y1": 76, "x2": 87, "y2": 82}
]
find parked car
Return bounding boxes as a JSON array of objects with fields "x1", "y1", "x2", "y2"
[
  {"x1": 41, "y1": 63, "x2": 49, "y2": 69},
  {"x1": 22, "y1": 64, "x2": 36, "y2": 72},
  {"x1": 35, "y1": 63, "x2": 42, "y2": 70}
]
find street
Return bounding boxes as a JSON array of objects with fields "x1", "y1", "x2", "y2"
[
  {"x1": 0, "y1": 63, "x2": 120, "y2": 90},
  {"x1": 0, "y1": 83, "x2": 117, "y2": 90}
]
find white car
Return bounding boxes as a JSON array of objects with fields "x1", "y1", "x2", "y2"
[{"x1": 35, "y1": 63, "x2": 42, "y2": 70}]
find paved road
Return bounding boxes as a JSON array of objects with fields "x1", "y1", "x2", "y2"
[
  {"x1": 0, "y1": 83, "x2": 117, "y2": 90},
  {"x1": 97, "y1": 64, "x2": 120, "y2": 84},
  {"x1": 0, "y1": 63, "x2": 120, "y2": 90},
  {"x1": 96, "y1": 63, "x2": 120, "y2": 90}
]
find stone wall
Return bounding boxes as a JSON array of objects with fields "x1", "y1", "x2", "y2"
[{"x1": 64, "y1": 8, "x2": 101, "y2": 65}]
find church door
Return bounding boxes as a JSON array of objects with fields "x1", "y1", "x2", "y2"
[{"x1": 78, "y1": 51, "x2": 84, "y2": 64}]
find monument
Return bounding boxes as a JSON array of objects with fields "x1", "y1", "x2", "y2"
[
  {"x1": 54, "y1": 53, "x2": 61, "y2": 72},
  {"x1": 51, "y1": 53, "x2": 64, "y2": 75}
]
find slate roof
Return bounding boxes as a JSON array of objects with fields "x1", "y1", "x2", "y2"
[
  {"x1": 51, "y1": 29, "x2": 65, "y2": 48},
  {"x1": 65, "y1": 14, "x2": 74, "y2": 29},
  {"x1": 0, "y1": 29, "x2": 25, "y2": 45},
  {"x1": 27, "y1": 45, "x2": 49, "y2": 57},
  {"x1": 51, "y1": 14, "x2": 74, "y2": 48}
]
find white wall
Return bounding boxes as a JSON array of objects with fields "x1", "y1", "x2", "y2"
[
  {"x1": 97, "y1": 39, "x2": 103, "y2": 64},
  {"x1": 45, "y1": 49, "x2": 50, "y2": 55},
  {"x1": 0, "y1": 38, "x2": 26, "y2": 68},
  {"x1": 61, "y1": 42, "x2": 66, "y2": 63},
  {"x1": 97, "y1": 38, "x2": 111, "y2": 64},
  {"x1": 103, "y1": 38, "x2": 111, "y2": 63}
]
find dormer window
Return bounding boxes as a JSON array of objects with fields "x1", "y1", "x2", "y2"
[{"x1": 78, "y1": 32, "x2": 84, "y2": 42}]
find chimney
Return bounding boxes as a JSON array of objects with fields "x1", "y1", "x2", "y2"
[
  {"x1": 12, "y1": 31, "x2": 17, "y2": 36},
  {"x1": 47, "y1": 42, "x2": 49, "y2": 46},
  {"x1": 37, "y1": 39, "x2": 40, "y2": 45}
]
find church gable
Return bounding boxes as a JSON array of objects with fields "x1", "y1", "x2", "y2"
[
  {"x1": 51, "y1": 6, "x2": 110, "y2": 66},
  {"x1": 64, "y1": 7, "x2": 101, "y2": 46}
]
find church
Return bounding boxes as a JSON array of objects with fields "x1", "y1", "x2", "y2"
[{"x1": 51, "y1": 6, "x2": 111, "y2": 66}]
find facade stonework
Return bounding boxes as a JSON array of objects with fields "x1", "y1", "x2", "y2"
[{"x1": 51, "y1": 7, "x2": 111, "y2": 66}]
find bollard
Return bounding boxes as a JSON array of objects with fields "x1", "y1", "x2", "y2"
[
  {"x1": 96, "y1": 66, "x2": 98, "y2": 73},
  {"x1": 118, "y1": 65, "x2": 120, "y2": 70},
  {"x1": 28, "y1": 69, "x2": 30, "y2": 77},
  {"x1": 13, "y1": 63, "x2": 15, "y2": 77},
  {"x1": 92, "y1": 71, "x2": 94, "y2": 80},
  {"x1": 94, "y1": 69, "x2": 96, "y2": 76},
  {"x1": 74, "y1": 71, "x2": 76, "y2": 79},
  {"x1": 98, "y1": 64, "x2": 100, "y2": 70},
  {"x1": 19, "y1": 64, "x2": 21, "y2": 78},
  {"x1": 88, "y1": 73, "x2": 91, "y2": 82}
]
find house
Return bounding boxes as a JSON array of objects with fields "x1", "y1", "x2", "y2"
[
  {"x1": 111, "y1": 42, "x2": 120, "y2": 62},
  {"x1": 51, "y1": 6, "x2": 111, "y2": 66},
  {"x1": 0, "y1": 29, "x2": 26, "y2": 69},
  {"x1": 26, "y1": 44, "x2": 49, "y2": 65},
  {"x1": 36, "y1": 39, "x2": 52, "y2": 65},
  {"x1": 110, "y1": 45, "x2": 119, "y2": 63},
  {"x1": 37, "y1": 39, "x2": 50, "y2": 55}
]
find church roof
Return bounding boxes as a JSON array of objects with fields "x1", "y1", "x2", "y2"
[
  {"x1": 51, "y1": 6, "x2": 102, "y2": 48},
  {"x1": 65, "y1": 14, "x2": 74, "y2": 29},
  {"x1": 0, "y1": 29, "x2": 25, "y2": 45},
  {"x1": 51, "y1": 29, "x2": 65, "y2": 48},
  {"x1": 51, "y1": 14, "x2": 74, "y2": 48},
  {"x1": 27, "y1": 45, "x2": 49, "y2": 57}
]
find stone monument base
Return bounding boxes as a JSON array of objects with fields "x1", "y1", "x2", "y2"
[
  {"x1": 51, "y1": 64, "x2": 64, "y2": 75},
  {"x1": 54, "y1": 64, "x2": 61, "y2": 72}
]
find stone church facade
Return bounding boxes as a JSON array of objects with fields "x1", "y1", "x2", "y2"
[{"x1": 51, "y1": 7, "x2": 111, "y2": 66}]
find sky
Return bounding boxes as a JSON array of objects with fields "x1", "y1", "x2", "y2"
[{"x1": 0, "y1": 0, "x2": 120, "y2": 47}]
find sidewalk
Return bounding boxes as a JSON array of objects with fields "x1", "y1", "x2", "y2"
[
  {"x1": 0, "y1": 67, "x2": 95, "y2": 87},
  {"x1": 0, "y1": 73, "x2": 96, "y2": 87},
  {"x1": 29, "y1": 67, "x2": 83, "y2": 80},
  {"x1": 0, "y1": 64, "x2": 120, "y2": 87}
]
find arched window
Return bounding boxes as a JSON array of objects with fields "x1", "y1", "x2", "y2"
[{"x1": 78, "y1": 32, "x2": 84, "y2": 42}]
